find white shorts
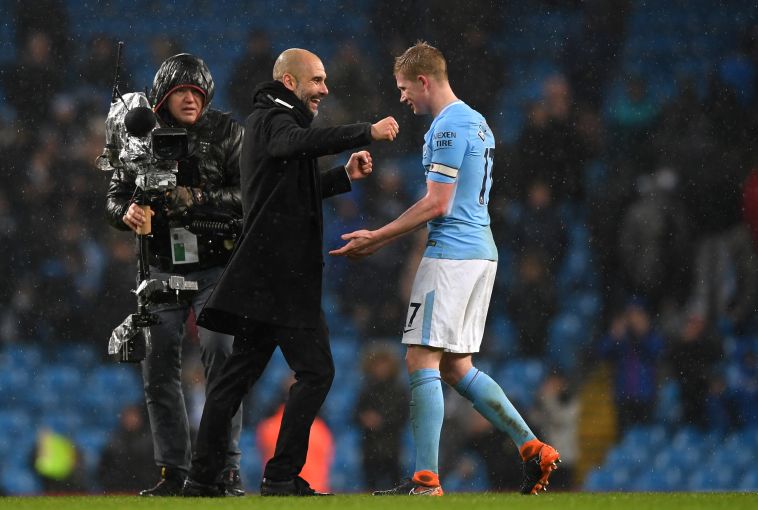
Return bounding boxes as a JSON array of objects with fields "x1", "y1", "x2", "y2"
[{"x1": 401, "y1": 257, "x2": 497, "y2": 353}]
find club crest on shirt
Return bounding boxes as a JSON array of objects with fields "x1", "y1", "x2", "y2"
[{"x1": 478, "y1": 121, "x2": 491, "y2": 142}]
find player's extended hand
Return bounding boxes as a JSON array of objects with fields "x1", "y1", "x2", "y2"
[
  {"x1": 371, "y1": 116, "x2": 399, "y2": 141},
  {"x1": 329, "y1": 229, "x2": 378, "y2": 259},
  {"x1": 345, "y1": 150, "x2": 373, "y2": 181}
]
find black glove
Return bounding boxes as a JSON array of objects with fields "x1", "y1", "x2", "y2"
[{"x1": 165, "y1": 186, "x2": 196, "y2": 217}]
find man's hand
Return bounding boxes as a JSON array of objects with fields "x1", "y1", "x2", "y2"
[
  {"x1": 122, "y1": 202, "x2": 154, "y2": 233},
  {"x1": 329, "y1": 229, "x2": 379, "y2": 259},
  {"x1": 345, "y1": 151, "x2": 373, "y2": 181},
  {"x1": 371, "y1": 116, "x2": 399, "y2": 141}
]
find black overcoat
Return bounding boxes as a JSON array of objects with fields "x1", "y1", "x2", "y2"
[{"x1": 197, "y1": 81, "x2": 373, "y2": 333}]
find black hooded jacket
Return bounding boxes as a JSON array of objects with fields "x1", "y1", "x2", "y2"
[
  {"x1": 197, "y1": 80, "x2": 373, "y2": 332},
  {"x1": 106, "y1": 54, "x2": 243, "y2": 271}
]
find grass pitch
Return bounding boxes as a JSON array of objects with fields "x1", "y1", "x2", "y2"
[{"x1": 2, "y1": 493, "x2": 757, "y2": 510}]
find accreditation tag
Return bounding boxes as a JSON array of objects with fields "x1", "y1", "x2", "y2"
[{"x1": 170, "y1": 227, "x2": 200, "y2": 264}]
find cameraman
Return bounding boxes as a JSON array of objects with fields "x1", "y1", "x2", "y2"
[{"x1": 105, "y1": 53, "x2": 244, "y2": 496}]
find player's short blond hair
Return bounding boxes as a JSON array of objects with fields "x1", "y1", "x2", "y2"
[{"x1": 393, "y1": 41, "x2": 448, "y2": 81}]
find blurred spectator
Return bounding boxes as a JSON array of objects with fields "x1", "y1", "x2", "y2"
[
  {"x1": 354, "y1": 345, "x2": 408, "y2": 489},
  {"x1": 148, "y1": 35, "x2": 182, "y2": 69},
  {"x1": 321, "y1": 41, "x2": 381, "y2": 125},
  {"x1": 13, "y1": 0, "x2": 70, "y2": 69},
  {"x1": 446, "y1": 28, "x2": 508, "y2": 122},
  {"x1": 98, "y1": 405, "x2": 154, "y2": 493},
  {"x1": 529, "y1": 372, "x2": 579, "y2": 490},
  {"x1": 79, "y1": 34, "x2": 132, "y2": 92},
  {"x1": 617, "y1": 167, "x2": 691, "y2": 310},
  {"x1": 686, "y1": 224, "x2": 758, "y2": 333},
  {"x1": 565, "y1": 0, "x2": 630, "y2": 107},
  {"x1": 508, "y1": 179, "x2": 568, "y2": 273},
  {"x1": 3, "y1": 31, "x2": 63, "y2": 131},
  {"x1": 507, "y1": 251, "x2": 557, "y2": 358},
  {"x1": 0, "y1": 190, "x2": 18, "y2": 303},
  {"x1": 597, "y1": 297, "x2": 665, "y2": 431},
  {"x1": 227, "y1": 30, "x2": 276, "y2": 119},
  {"x1": 667, "y1": 313, "x2": 724, "y2": 429},
  {"x1": 34, "y1": 428, "x2": 87, "y2": 493},
  {"x1": 607, "y1": 75, "x2": 660, "y2": 166},
  {"x1": 515, "y1": 75, "x2": 589, "y2": 202}
]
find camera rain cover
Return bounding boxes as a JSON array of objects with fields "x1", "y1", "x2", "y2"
[
  {"x1": 102, "y1": 92, "x2": 154, "y2": 171},
  {"x1": 108, "y1": 313, "x2": 152, "y2": 357}
]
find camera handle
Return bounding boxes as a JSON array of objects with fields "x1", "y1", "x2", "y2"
[{"x1": 136, "y1": 204, "x2": 153, "y2": 235}]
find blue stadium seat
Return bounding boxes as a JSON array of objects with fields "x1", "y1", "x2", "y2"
[
  {"x1": 738, "y1": 470, "x2": 758, "y2": 491},
  {"x1": 687, "y1": 464, "x2": 739, "y2": 491},
  {"x1": 555, "y1": 246, "x2": 594, "y2": 295},
  {"x1": 443, "y1": 451, "x2": 489, "y2": 492},
  {"x1": 37, "y1": 364, "x2": 84, "y2": 405},
  {"x1": 54, "y1": 343, "x2": 99, "y2": 369},
  {"x1": 495, "y1": 358, "x2": 544, "y2": 407},
  {"x1": 87, "y1": 365, "x2": 143, "y2": 404},
  {"x1": 654, "y1": 380, "x2": 682, "y2": 424},
  {"x1": 631, "y1": 471, "x2": 669, "y2": 491},
  {"x1": 238, "y1": 432, "x2": 263, "y2": 492},
  {"x1": 78, "y1": 386, "x2": 123, "y2": 429},
  {"x1": 0, "y1": 366, "x2": 31, "y2": 405},
  {"x1": 546, "y1": 312, "x2": 586, "y2": 372},
  {"x1": 485, "y1": 312, "x2": 518, "y2": 359},
  {"x1": 1, "y1": 467, "x2": 42, "y2": 495},
  {"x1": 584, "y1": 467, "x2": 614, "y2": 492},
  {"x1": 0, "y1": 344, "x2": 43, "y2": 370},
  {"x1": 0, "y1": 410, "x2": 33, "y2": 461},
  {"x1": 671, "y1": 427, "x2": 704, "y2": 450},
  {"x1": 621, "y1": 424, "x2": 667, "y2": 452},
  {"x1": 40, "y1": 412, "x2": 84, "y2": 436},
  {"x1": 331, "y1": 428, "x2": 363, "y2": 492},
  {"x1": 248, "y1": 350, "x2": 292, "y2": 420},
  {"x1": 561, "y1": 290, "x2": 601, "y2": 323},
  {"x1": 73, "y1": 427, "x2": 110, "y2": 474}
]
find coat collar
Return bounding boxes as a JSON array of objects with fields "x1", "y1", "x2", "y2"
[{"x1": 253, "y1": 80, "x2": 313, "y2": 126}]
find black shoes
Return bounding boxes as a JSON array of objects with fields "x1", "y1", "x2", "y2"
[
  {"x1": 182, "y1": 469, "x2": 245, "y2": 497},
  {"x1": 260, "y1": 476, "x2": 333, "y2": 496},
  {"x1": 139, "y1": 466, "x2": 186, "y2": 496},
  {"x1": 223, "y1": 469, "x2": 245, "y2": 497},
  {"x1": 372, "y1": 478, "x2": 444, "y2": 496},
  {"x1": 182, "y1": 478, "x2": 226, "y2": 497},
  {"x1": 519, "y1": 441, "x2": 561, "y2": 495}
]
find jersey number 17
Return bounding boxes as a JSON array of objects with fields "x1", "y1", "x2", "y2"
[{"x1": 479, "y1": 147, "x2": 494, "y2": 205}]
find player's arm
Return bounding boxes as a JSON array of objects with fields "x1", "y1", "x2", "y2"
[{"x1": 329, "y1": 177, "x2": 454, "y2": 258}]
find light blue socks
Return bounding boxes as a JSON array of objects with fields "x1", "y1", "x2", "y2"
[
  {"x1": 409, "y1": 369, "x2": 444, "y2": 474},
  {"x1": 453, "y1": 367, "x2": 536, "y2": 448}
]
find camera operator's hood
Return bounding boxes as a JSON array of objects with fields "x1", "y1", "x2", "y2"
[{"x1": 149, "y1": 53, "x2": 215, "y2": 120}]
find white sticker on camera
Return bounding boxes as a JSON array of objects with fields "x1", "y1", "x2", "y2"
[{"x1": 170, "y1": 227, "x2": 199, "y2": 264}]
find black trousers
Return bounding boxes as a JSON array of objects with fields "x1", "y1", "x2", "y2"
[{"x1": 189, "y1": 315, "x2": 334, "y2": 484}]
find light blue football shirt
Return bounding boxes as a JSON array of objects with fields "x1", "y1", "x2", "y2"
[{"x1": 422, "y1": 100, "x2": 498, "y2": 261}]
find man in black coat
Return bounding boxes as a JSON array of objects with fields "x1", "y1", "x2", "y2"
[{"x1": 183, "y1": 48, "x2": 399, "y2": 497}]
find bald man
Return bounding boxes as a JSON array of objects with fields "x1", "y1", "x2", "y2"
[{"x1": 182, "y1": 48, "x2": 398, "y2": 497}]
